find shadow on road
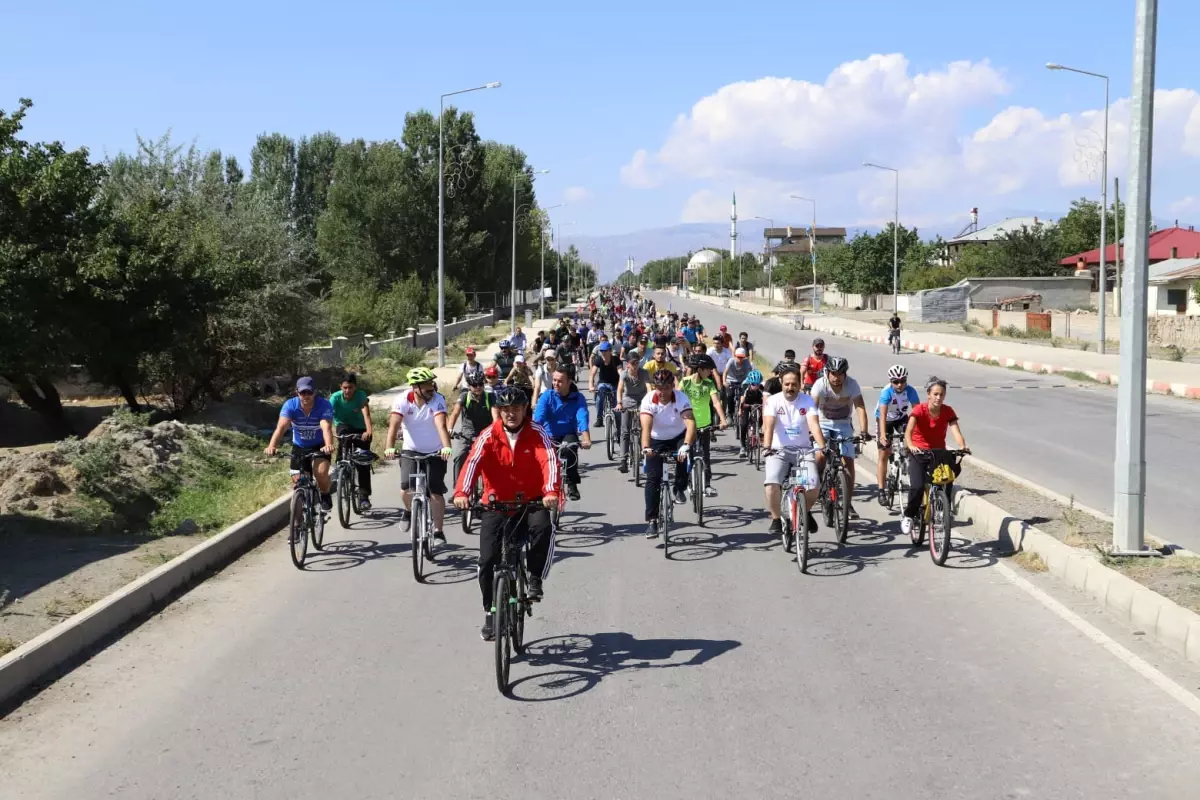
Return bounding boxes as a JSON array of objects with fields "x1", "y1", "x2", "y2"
[
  {"x1": 508, "y1": 632, "x2": 741, "y2": 702},
  {"x1": 303, "y1": 539, "x2": 410, "y2": 572}
]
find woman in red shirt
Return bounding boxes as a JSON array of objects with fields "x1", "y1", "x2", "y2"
[{"x1": 901, "y1": 377, "x2": 970, "y2": 533}]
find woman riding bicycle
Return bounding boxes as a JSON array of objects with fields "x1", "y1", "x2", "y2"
[
  {"x1": 639, "y1": 369, "x2": 696, "y2": 538},
  {"x1": 901, "y1": 376, "x2": 971, "y2": 537}
]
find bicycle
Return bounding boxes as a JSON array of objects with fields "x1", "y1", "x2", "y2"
[
  {"x1": 486, "y1": 496, "x2": 541, "y2": 696},
  {"x1": 451, "y1": 431, "x2": 483, "y2": 534},
  {"x1": 288, "y1": 451, "x2": 327, "y2": 569},
  {"x1": 644, "y1": 441, "x2": 688, "y2": 557},
  {"x1": 878, "y1": 431, "x2": 908, "y2": 512},
  {"x1": 766, "y1": 446, "x2": 819, "y2": 573},
  {"x1": 818, "y1": 431, "x2": 870, "y2": 544},
  {"x1": 552, "y1": 439, "x2": 579, "y2": 528},
  {"x1": 910, "y1": 449, "x2": 969, "y2": 565},
  {"x1": 726, "y1": 382, "x2": 745, "y2": 442},
  {"x1": 620, "y1": 407, "x2": 643, "y2": 483},
  {"x1": 690, "y1": 425, "x2": 714, "y2": 527},
  {"x1": 333, "y1": 433, "x2": 376, "y2": 529},
  {"x1": 889, "y1": 328, "x2": 902, "y2": 354},
  {"x1": 743, "y1": 404, "x2": 763, "y2": 469},
  {"x1": 403, "y1": 452, "x2": 443, "y2": 582},
  {"x1": 595, "y1": 384, "x2": 618, "y2": 461}
]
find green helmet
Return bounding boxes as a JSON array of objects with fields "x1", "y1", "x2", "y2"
[{"x1": 406, "y1": 367, "x2": 436, "y2": 385}]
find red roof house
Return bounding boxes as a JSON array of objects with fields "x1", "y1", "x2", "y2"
[{"x1": 1059, "y1": 225, "x2": 1200, "y2": 266}]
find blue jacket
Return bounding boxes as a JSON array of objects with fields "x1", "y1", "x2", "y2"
[{"x1": 534, "y1": 384, "x2": 589, "y2": 437}]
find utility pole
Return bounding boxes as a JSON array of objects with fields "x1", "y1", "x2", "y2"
[{"x1": 1113, "y1": 0, "x2": 1157, "y2": 555}]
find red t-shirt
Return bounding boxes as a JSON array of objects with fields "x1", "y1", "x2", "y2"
[
  {"x1": 802, "y1": 354, "x2": 827, "y2": 386},
  {"x1": 909, "y1": 402, "x2": 958, "y2": 450}
]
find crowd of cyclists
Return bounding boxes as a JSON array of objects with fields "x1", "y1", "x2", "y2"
[{"x1": 269, "y1": 286, "x2": 970, "y2": 642}]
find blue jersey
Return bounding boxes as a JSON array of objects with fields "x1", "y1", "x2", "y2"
[
  {"x1": 281, "y1": 395, "x2": 334, "y2": 446},
  {"x1": 877, "y1": 384, "x2": 920, "y2": 423}
]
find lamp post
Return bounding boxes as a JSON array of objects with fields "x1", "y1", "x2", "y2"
[
  {"x1": 1047, "y1": 62, "x2": 1111, "y2": 348},
  {"x1": 512, "y1": 168, "x2": 549, "y2": 334},
  {"x1": 536, "y1": 204, "x2": 565, "y2": 320},
  {"x1": 862, "y1": 164, "x2": 899, "y2": 313},
  {"x1": 556, "y1": 221, "x2": 576, "y2": 314},
  {"x1": 438, "y1": 81, "x2": 500, "y2": 367},
  {"x1": 790, "y1": 196, "x2": 820, "y2": 312}
]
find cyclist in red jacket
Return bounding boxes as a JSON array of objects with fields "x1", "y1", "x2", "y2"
[
  {"x1": 801, "y1": 338, "x2": 828, "y2": 393},
  {"x1": 453, "y1": 385, "x2": 562, "y2": 642}
]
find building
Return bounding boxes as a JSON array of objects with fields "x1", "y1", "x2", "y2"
[
  {"x1": 685, "y1": 249, "x2": 722, "y2": 286},
  {"x1": 1058, "y1": 225, "x2": 1200, "y2": 290},
  {"x1": 760, "y1": 226, "x2": 846, "y2": 259},
  {"x1": 946, "y1": 214, "x2": 1049, "y2": 261},
  {"x1": 1147, "y1": 257, "x2": 1200, "y2": 316}
]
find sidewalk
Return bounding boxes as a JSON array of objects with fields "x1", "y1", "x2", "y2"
[
  {"x1": 370, "y1": 316, "x2": 560, "y2": 411},
  {"x1": 671, "y1": 290, "x2": 1200, "y2": 400}
]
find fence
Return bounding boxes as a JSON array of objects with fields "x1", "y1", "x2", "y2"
[
  {"x1": 1149, "y1": 316, "x2": 1200, "y2": 348},
  {"x1": 301, "y1": 312, "x2": 496, "y2": 368}
]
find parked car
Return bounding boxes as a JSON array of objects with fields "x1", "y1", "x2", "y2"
[{"x1": 717, "y1": 289, "x2": 731, "y2": 297}]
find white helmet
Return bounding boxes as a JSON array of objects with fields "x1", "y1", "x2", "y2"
[{"x1": 887, "y1": 364, "x2": 908, "y2": 381}]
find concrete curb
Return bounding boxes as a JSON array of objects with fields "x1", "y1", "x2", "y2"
[
  {"x1": 859, "y1": 443, "x2": 1200, "y2": 666},
  {"x1": 0, "y1": 493, "x2": 291, "y2": 710},
  {"x1": 808, "y1": 321, "x2": 1200, "y2": 400}
]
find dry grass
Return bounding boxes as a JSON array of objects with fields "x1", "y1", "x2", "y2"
[
  {"x1": 1012, "y1": 550, "x2": 1048, "y2": 572},
  {"x1": 0, "y1": 636, "x2": 15, "y2": 657},
  {"x1": 42, "y1": 590, "x2": 98, "y2": 619}
]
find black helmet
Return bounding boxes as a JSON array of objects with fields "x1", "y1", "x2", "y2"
[
  {"x1": 826, "y1": 355, "x2": 849, "y2": 374},
  {"x1": 465, "y1": 371, "x2": 485, "y2": 387},
  {"x1": 774, "y1": 360, "x2": 800, "y2": 376},
  {"x1": 688, "y1": 353, "x2": 716, "y2": 371},
  {"x1": 653, "y1": 369, "x2": 677, "y2": 386},
  {"x1": 492, "y1": 385, "x2": 528, "y2": 407}
]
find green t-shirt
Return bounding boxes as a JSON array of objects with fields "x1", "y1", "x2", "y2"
[
  {"x1": 680, "y1": 375, "x2": 717, "y2": 428},
  {"x1": 331, "y1": 389, "x2": 369, "y2": 430}
]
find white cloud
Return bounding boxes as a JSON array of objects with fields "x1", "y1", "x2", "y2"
[
  {"x1": 564, "y1": 186, "x2": 594, "y2": 204},
  {"x1": 623, "y1": 53, "x2": 1200, "y2": 230}
]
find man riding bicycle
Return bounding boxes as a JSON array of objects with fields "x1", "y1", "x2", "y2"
[
  {"x1": 722, "y1": 346, "x2": 751, "y2": 429},
  {"x1": 876, "y1": 364, "x2": 919, "y2": 504},
  {"x1": 589, "y1": 340, "x2": 620, "y2": 429},
  {"x1": 447, "y1": 370, "x2": 497, "y2": 486},
  {"x1": 454, "y1": 385, "x2": 561, "y2": 642},
  {"x1": 810, "y1": 356, "x2": 870, "y2": 521},
  {"x1": 762, "y1": 366, "x2": 821, "y2": 549},
  {"x1": 801, "y1": 338, "x2": 828, "y2": 393},
  {"x1": 532, "y1": 365, "x2": 592, "y2": 501},
  {"x1": 264, "y1": 376, "x2": 335, "y2": 510},
  {"x1": 330, "y1": 372, "x2": 374, "y2": 513},
  {"x1": 887, "y1": 312, "x2": 902, "y2": 348},
  {"x1": 384, "y1": 367, "x2": 454, "y2": 544},
  {"x1": 679, "y1": 354, "x2": 727, "y2": 498},
  {"x1": 639, "y1": 370, "x2": 696, "y2": 538},
  {"x1": 615, "y1": 349, "x2": 650, "y2": 473}
]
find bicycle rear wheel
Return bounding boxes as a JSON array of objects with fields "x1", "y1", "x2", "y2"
[
  {"x1": 494, "y1": 573, "x2": 512, "y2": 695},
  {"x1": 411, "y1": 500, "x2": 426, "y2": 583},
  {"x1": 336, "y1": 466, "x2": 353, "y2": 529},
  {"x1": 289, "y1": 490, "x2": 308, "y2": 569},
  {"x1": 835, "y1": 470, "x2": 851, "y2": 544},
  {"x1": 605, "y1": 412, "x2": 616, "y2": 461},
  {"x1": 793, "y1": 490, "x2": 809, "y2": 574},
  {"x1": 929, "y1": 487, "x2": 952, "y2": 565}
]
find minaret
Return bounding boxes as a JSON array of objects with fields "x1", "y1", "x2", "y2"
[{"x1": 730, "y1": 191, "x2": 738, "y2": 265}]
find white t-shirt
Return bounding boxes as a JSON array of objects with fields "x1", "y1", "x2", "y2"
[
  {"x1": 707, "y1": 346, "x2": 733, "y2": 375},
  {"x1": 639, "y1": 390, "x2": 692, "y2": 441},
  {"x1": 390, "y1": 391, "x2": 448, "y2": 452},
  {"x1": 765, "y1": 391, "x2": 816, "y2": 449}
]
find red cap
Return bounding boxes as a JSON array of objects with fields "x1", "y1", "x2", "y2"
[
  {"x1": 484, "y1": 366, "x2": 499, "y2": 377},
  {"x1": 465, "y1": 346, "x2": 476, "y2": 356}
]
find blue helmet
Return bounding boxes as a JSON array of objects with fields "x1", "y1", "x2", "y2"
[
  {"x1": 499, "y1": 339, "x2": 512, "y2": 349},
  {"x1": 746, "y1": 369, "x2": 763, "y2": 385},
  {"x1": 597, "y1": 341, "x2": 612, "y2": 352}
]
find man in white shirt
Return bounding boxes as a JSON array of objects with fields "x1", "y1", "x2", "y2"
[
  {"x1": 384, "y1": 367, "x2": 454, "y2": 544},
  {"x1": 639, "y1": 370, "x2": 696, "y2": 539},
  {"x1": 762, "y1": 367, "x2": 824, "y2": 550},
  {"x1": 510, "y1": 326, "x2": 528, "y2": 354},
  {"x1": 707, "y1": 336, "x2": 733, "y2": 393}
]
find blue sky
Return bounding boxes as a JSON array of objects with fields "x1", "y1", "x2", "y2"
[{"x1": 5, "y1": 0, "x2": 1199, "y2": 266}]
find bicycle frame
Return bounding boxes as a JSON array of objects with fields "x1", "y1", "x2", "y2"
[{"x1": 404, "y1": 452, "x2": 440, "y2": 582}]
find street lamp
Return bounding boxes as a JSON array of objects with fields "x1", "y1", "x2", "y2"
[
  {"x1": 511, "y1": 168, "x2": 549, "y2": 334},
  {"x1": 862, "y1": 164, "x2": 899, "y2": 313},
  {"x1": 790, "y1": 196, "x2": 821, "y2": 313},
  {"x1": 537, "y1": 204, "x2": 565, "y2": 320},
  {"x1": 438, "y1": 81, "x2": 501, "y2": 367},
  {"x1": 1047, "y1": 62, "x2": 1112, "y2": 348},
  {"x1": 556, "y1": 221, "x2": 576, "y2": 314}
]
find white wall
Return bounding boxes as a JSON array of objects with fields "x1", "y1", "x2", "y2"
[{"x1": 1150, "y1": 282, "x2": 1200, "y2": 316}]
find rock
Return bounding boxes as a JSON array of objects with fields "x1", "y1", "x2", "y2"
[
  {"x1": 20, "y1": 498, "x2": 37, "y2": 511},
  {"x1": 173, "y1": 519, "x2": 200, "y2": 535},
  {"x1": 0, "y1": 468, "x2": 69, "y2": 507}
]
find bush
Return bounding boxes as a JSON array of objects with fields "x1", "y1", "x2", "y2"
[
  {"x1": 1026, "y1": 327, "x2": 1052, "y2": 340},
  {"x1": 999, "y1": 324, "x2": 1025, "y2": 338},
  {"x1": 1163, "y1": 344, "x2": 1188, "y2": 362},
  {"x1": 377, "y1": 342, "x2": 424, "y2": 367}
]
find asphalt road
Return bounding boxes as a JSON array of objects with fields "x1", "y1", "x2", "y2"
[
  {"x1": 3, "y1": 403, "x2": 1200, "y2": 799},
  {"x1": 653, "y1": 292, "x2": 1200, "y2": 552}
]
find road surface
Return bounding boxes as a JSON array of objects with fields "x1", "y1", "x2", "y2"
[
  {"x1": 2, "y1": 398, "x2": 1200, "y2": 799},
  {"x1": 653, "y1": 292, "x2": 1200, "y2": 552}
]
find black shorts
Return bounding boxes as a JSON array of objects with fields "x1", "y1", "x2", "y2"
[
  {"x1": 400, "y1": 450, "x2": 448, "y2": 496},
  {"x1": 290, "y1": 443, "x2": 330, "y2": 473},
  {"x1": 881, "y1": 417, "x2": 908, "y2": 444}
]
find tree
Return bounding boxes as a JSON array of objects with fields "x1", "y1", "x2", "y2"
[{"x1": 0, "y1": 98, "x2": 109, "y2": 430}]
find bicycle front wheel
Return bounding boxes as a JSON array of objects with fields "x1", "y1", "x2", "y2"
[
  {"x1": 634, "y1": 446, "x2": 643, "y2": 487},
  {"x1": 835, "y1": 470, "x2": 851, "y2": 544},
  {"x1": 312, "y1": 491, "x2": 326, "y2": 551},
  {"x1": 514, "y1": 564, "x2": 527, "y2": 655},
  {"x1": 411, "y1": 500, "x2": 427, "y2": 583},
  {"x1": 289, "y1": 490, "x2": 308, "y2": 569},
  {"x1": 930, "y1": 487, "x2": 952, "y2": 565},
  {"x1": 660, "y1": 484, "x2": 672, "y2": 557},
  {"x1": 335, "y1": 467, "x2": 352, "y2": 529},
  {"x1": 494, "y1": 573, "x2": 512, "y2": 695},
  {"x1": 793, "y1": 490, "x2": 810, "y2": 574},
  {"x1": 692, "y1": 459, "x2": 705, "y2": 527},
  {"x1": 605, "y1": 413, "x2": 616, "y2": 461}
]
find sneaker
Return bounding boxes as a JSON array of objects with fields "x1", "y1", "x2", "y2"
[
  {"x1": 807, "y1": 513, "x2": 818, "y2": 534},
  {"x1": 738, "y1": 448, "x2": 747, "y2": 459},
  {"x1": 398, "y1": 508, "x2": 411, "y2": 527},
  {"x1": 645, "y1": 521, "x2": 660, "y2": 539},
  {"x1": 567, "y1": 484, "x2": 581, "y2": 502},
  {"x1": 618, "y1": 462, "x2": 629, "y2": 474},
  {"x1": 480, "y1": 612, "x2": 495, "y2": 641},
  {"x1": 673, "y1": 489, "x2": 688, "y2": 505},
  {"x1": 433, "y1": 530, "x2": 447, "y2": 545},
  {"x1": 901, "y1": 517, "x2": 913, "y2": 535},
  {"x1": 768, "y1": 517, "x2": 783, "y2": 536},
  {"x1": 320, "y1": 494, "x2": 333, "y2": 512},
  {"x1": 593, "y1": 420, "x2": 604, "y2": 428},
  {"x1": 359, "y1": 498, "x2": 372, "y2": 513},
  {"x1": 847, "y1": 504, "x2": 860, "y2": 521},
  {"x1": 703, "y1": 485, "x2": 717, "y2": 498},
  {"x1": 527, "y1": 575, "x2": 544, "y2": 601}
]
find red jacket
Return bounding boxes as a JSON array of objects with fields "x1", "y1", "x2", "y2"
[
  {"x1": 453, "y1": 419, "x2": 561, "y2": 503},
  {"x1": 802, "y1": 354, "x2": 828, "y2": 387}
]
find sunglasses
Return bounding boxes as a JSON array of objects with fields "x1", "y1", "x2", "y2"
[
  {"x1": 891, "y1": 378, "x2": 906, "y2": 385},
  {"x1": 298, "y1": 390, "x2": 314, "y2": 396}
]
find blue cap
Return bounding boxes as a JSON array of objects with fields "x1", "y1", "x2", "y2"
[
  {"x1": 598, "y1": 341, "x2": 612, "y2": 352},
  {"x1": 296, "y1": 376, "x2": 315, "y2": 392}
]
